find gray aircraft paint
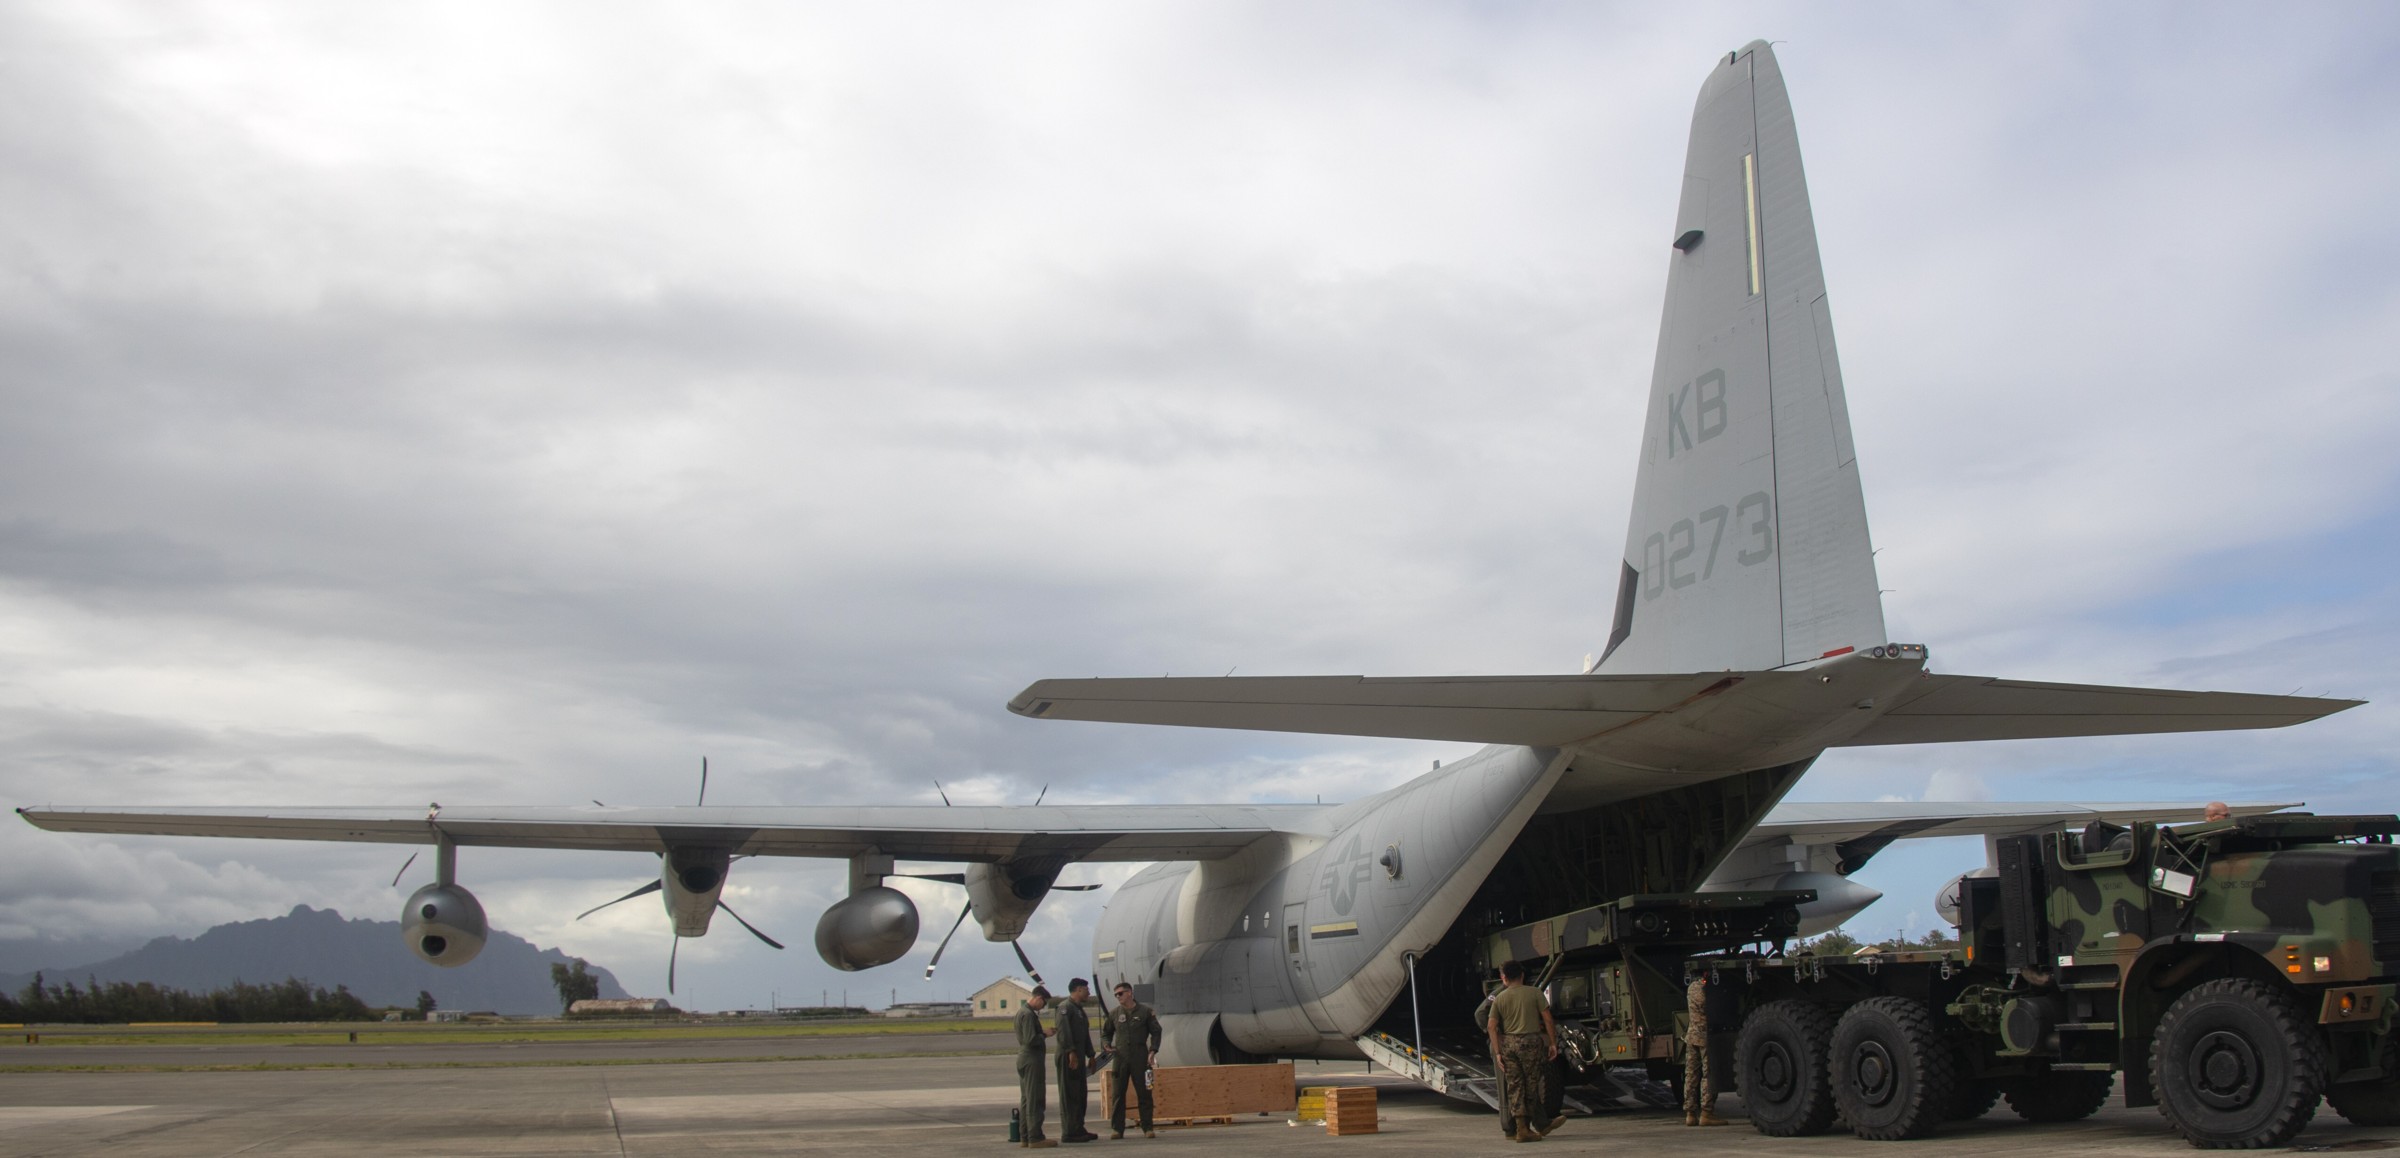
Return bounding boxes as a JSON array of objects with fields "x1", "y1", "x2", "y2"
[
  {"x1": 15, "y1": 41, "x2": 2363, "y2": 1078},
  {"x1": 1600, "y1": 44, "x2": 1881, "y2": 676},
  {"x1": 1095, "y1": 744, "x2": 1563, "y2": 1057}
]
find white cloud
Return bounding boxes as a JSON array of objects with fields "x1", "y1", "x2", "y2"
[{"x1": 2, "y1": 2, "x2": 2396, "y2": 1001}]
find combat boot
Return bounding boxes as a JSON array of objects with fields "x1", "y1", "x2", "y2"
[
  {"x1": 1696, "y1": 1112, "x2": 1727, "y2": 1126},
  {"x1": 1515, "y1": 1125, "x2": 1541, "y2": 1143}
]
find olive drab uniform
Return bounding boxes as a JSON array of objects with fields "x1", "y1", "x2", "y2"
[
  {"x1": 1015, "y1": 1002, "x2": 1049, "y2": 1143},
  {"x1": 1474, "y1": 993, "x2": 1516, "y2": 1136},
  {"x1": 1490, "y1": 984, "x2": 1550, "y2": 1136},
  {"x1": 1105, "y1": 1000, "x2": 1163, "y2": 1135},
  {"x1": 1054, "y1": 997, "x2": 1094, "y2": 1140},
  {"x1": 1480, "y1": 990, "x2": 1563, "y2": 1135},
  {"x1": 1682, "y1": 976, "x2": 1716, "y2": 1124}
]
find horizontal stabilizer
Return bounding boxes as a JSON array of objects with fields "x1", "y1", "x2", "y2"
[
  {"x1": 1839, "y1": 675, "x2": 2361, "y2": 747},
  {"x1": 1009, "y1": 673, "x2": 1737, "y2": 747},
  {"x1": 1012, "y1": 667, "x2": 2359, "y2": 755}
]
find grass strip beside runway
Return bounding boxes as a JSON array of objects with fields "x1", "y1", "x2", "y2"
[
  {"x1": 0, "y1": 1017, "x2": 996, "y2": 1048},
  {"x1": 0, "y1": 1046, "x2": 1016, "y2": 1074}
]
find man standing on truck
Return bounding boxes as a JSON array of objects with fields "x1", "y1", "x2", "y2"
[
  {"x1": 1486, "y1": 959, "x2": 1562, "y2": 1143},
  {"x1": 1683, "y1": 974, "x2": 1723, "y2": 1127}
]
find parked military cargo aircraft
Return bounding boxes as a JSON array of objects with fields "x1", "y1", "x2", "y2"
[{"x1": 15, "y1": 40, "x2": 2357, "y2": 1070}]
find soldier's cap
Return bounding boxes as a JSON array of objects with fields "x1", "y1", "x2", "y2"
[
  {"x1": 1031, "y1": 985, "x2": 1052, "y2": 999},
  {"x1": 1069, "y1": 978, "x2": 1090, "y2": 993}
]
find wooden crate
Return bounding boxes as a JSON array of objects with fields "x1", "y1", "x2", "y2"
[
  {"x1": 1101, "y1": 1061, "x2": 1296, "y2": 1127},
  {"x1": 1323, "y1": 1086, "x2": 1378, "y2": 1136}
]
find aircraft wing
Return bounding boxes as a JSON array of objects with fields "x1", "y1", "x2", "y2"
[
  {"x1": 1747, "y1": 799, "x2": 2298, "y2": 847},
  {"x1": 1837, "y1": 675, "x2": 2360, "y2": 746},
  {"x1": 14, "y1": 802, "x2": 1334, "y2": 863}
]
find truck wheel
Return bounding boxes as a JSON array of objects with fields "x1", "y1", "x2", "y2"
[
  {"x1": 2150, "y1": 978, "x2": 2324, "y2": 1148},
  {"x1": 2003, "y1": 1070, "x2": 2113, "y2": 1122},
  {"x1": 2326, "y1": 1041, "x2": 2400, "y2": 1125},
  {"x1": 1830, "y1": 996, "x2": 1956, "y2": 1140},
  {"x1": 1949, "y1": 1078, "x2": 2003, "y2": 1120},
  {"x1": 1737, "y1": 999, "x2": 1837, "y2": 1136}
]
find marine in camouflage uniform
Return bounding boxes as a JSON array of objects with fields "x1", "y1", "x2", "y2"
[
  {"x1": 1016, "y1": 986, "x2": 1056, "y2": 1147},
  {"x1": 1485, "y1": 960, "x2": 1559, "y2": 1143},
  {"x1": 1683, "y1": 975, "x2": 1721, "y2": 1126}
]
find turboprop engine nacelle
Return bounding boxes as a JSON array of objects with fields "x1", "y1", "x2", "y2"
[
  {"x1": 815, "y1": 885, "x2": 920, "y2": 971},
  {"x1": 1767, "y1": 871, "x2": 1884, "y2": 938},
  {"x1": 1934, "y1": 868, "x2": 1996, "y2": 928},
  {"x1": 967, "y1": 859, "x2": 1061, "y2": 941},
  {"x1": 662, "y1": 846, "x2": 732, "y2": 937},
  {"x1": 402, "y1": 882, "x2": 488, "y2": 967}
]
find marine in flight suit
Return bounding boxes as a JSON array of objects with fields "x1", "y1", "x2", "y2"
[
  {"x1": 1015, "y1": 986, "x2": 1056, "y2": 1148},
  {"x1": 1104, "y1": 982, "x2": 1162, "y2": 1139}
]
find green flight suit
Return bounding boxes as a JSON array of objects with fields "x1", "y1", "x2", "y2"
[
  {"x1": 1104, "y1": 1000, "x2": 1162, "y2": 1134},
  {"x1": 1015, "y1": 1002, "x2": 1049, "y2": 1142},
  {"x1": 1054, "y1": 998, "x2": 1094, "y2": 1139}
]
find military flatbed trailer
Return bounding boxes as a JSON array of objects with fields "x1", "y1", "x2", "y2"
[{"x1": 1485, "y1": 813, "x2": 2400, "y2": 1149}]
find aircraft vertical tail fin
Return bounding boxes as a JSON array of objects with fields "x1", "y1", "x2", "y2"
[{"x1": 1597, "y1": 41, "x2": 1884, "y2": 675}]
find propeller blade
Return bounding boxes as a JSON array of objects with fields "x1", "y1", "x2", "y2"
[
  {"x1": 715, "y1": 899, "x2": 786, "y2": 950},
  {"x1": 1032, "y1": 783, "x2": 1048, "y2": 806},
  {"x1": 1011, "y1": 938, "x2": 1044, "y2": 986},
  {"x1": 923, "y1": 901, "x2": 973, "y2": 980},
  {"x1": 576, "y1": 879, "x2": 664, "y2": 921},
  {"x1": 1051, "y1": 883, "x2": 1104, "y2": 891},
  {"x1": 895, "y1": 872, "x2": 966, "y2": 885},
  {"x1": 933, "y1": 779, "x2": 951, "y2": 806},
  {"x1": 697, "y1": 756, "x2": 708, "y2": 807},
  {"x1": 389, "y1": 851, "x2": 419, "y2": 889},
  {"x1": 668, "y1": 936, "x2": 679, "y2": 995}
]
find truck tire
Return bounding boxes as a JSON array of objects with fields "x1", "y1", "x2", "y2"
[
  {"x1": 1830, "y1": 996, "x2": 1956, "y2": 1140},
  {"x1": 1949, "y1": 1078, "x2": 2003, "y2": 1120},
  {"x1": 2150, "y1": 978, "x2": 2324, "y2": 1148},
  {"x1": 2322, "y1": 1039, "x2": 2400, "y2": 1125},
  {"x1": 2004, "y1": 1070, "x2": 2113, "y2": 1122},
  {"x1": 1737, "y1": 999, "x2": 1837, "y2": 1136}
]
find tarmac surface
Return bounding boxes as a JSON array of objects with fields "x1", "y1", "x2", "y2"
[{"x1": 4, "y1": 1032, "x2": 2398, "y2": 1156}]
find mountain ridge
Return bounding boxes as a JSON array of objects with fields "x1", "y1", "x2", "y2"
[{"x1": 0, "y1": 905, "x2": 631, "y2": 1014}]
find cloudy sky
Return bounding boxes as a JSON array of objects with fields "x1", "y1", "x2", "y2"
[{"x1": 3, "y1": 2, "x2": 2395, "y2": 1009}]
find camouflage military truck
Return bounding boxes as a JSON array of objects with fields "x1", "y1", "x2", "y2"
[{"x1": 1492, "y1": 813, "x2": 2400, "y2": 1148}]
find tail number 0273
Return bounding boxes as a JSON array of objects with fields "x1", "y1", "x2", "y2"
[{"x1": 1641, "y1": 491, "x2": 1772, "y2": 600}]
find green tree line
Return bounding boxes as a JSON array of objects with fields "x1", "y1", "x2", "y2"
[
  {"x1": 2, "y1": 973, "x2": 377, "y2": 1023},
  {"x1": 1796, "y1": 926, "x2": 1957, "y2": 956}
]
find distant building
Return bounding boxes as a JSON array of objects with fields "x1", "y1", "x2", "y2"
[
  {"x1": 885, "y1": 1000, "x2": 972, "y2": 1019},
  {"x1": 970, "y1": 976, "x2": 1036, "y2": 1018},
  {"x1": 569, "y1": 998, "x2": 671, "y2": 1016}
]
